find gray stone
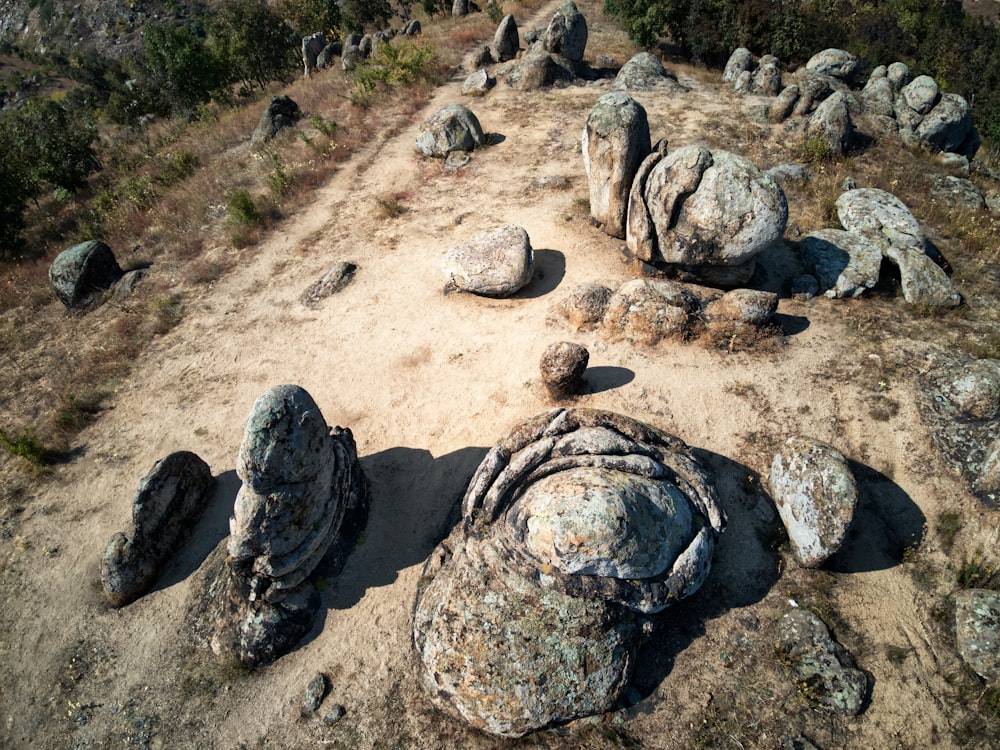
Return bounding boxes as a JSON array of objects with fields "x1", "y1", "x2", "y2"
[
  {"x1": 940, "y1": 359, "x2": 1000, "y2": 421},
  {"x1": 403, "y1": 19, "x2": 421, "y2": 36},
  {"x1": 733, "y1": 69, "x2": 752, "y2": 94},
  {"x1": 805, "y1": 90, "x2": 852, "y2": 156},
  {"x1": 552, "y1": 283, "x2": 613, "y2": 330},
  {"x1": 444, "y1": 151, "x2": 472, "y2": 172},
  {"x1": 802, "y1": 228, "x2": 881, "y2": 299},
  {"x1": 302, "y1": 672, "x2": 328, "y2": 714},
  {"x1": 323, "y1": 704, "x2": 347, "y2": 725},
  {"x1": 703, "y1": 289, "x2": 778, "y2": 328},
  {"x1": 902, "y1": 74, "x2": 939, "y2": 115},
  {"x1": 836, "y1": 188, "x2": 961, "y2": 307},
  {"x1": 316, "y1": 42, "x2": 341, "y2": 68},
  {"x1": 601, "y1": 278, "x2": 697, "y2": 345},
  {"x1": 860, "y1": 76, "x2": 895, "y2": 118},
  {"x1": 111, "y1": 268, "x2": 148, "y2": 303},
  {"x1": 251, "y1": 96, "x2": 301, "y2": 145},
  {"x1": 341, "y1": 46, "x2": 362, "y2": 71},
  {"x1": 987, "y1": 190, "x2": 1000, "y2": 216},
  {"x1": 939, "y1": 152, "x2": 970, "y2": 177},
  {"x1": 917, "y1": 93, "x2": 975, "y2": 155},
  {"x1": 751, "y1": 62, "x2": 781, "y2": 96},
  {"x1": 628, "y1": 145, "x2": 788, "y2": 272},
  {"x1": 50, "y1": 240, "x2": 124, "y2": 310},
  {"x1": 723, "y1": 48, "x2": 753, "y2": 83},
  {"x1": 930, "y1": 175, "x2": 985, "y2": 212},
  {"x1": 769, "y1": 436, "x2": 858, "y2": 567},
  {"x1": 955, "y1": 589, "x2": 1000, "y2": 681},
  {"x1": 775, "y1": 609, "x2": 867, "y2": 715},
  {"x1": 540, "y1": 341, "x2": 589, "y2": 399},
  {"x1": 359, "y1": 34, "x2": 373, "y2": 58},
  {"x1": 301, "y1": 261, "x2": 357, "y2": 308},
  {"x1": 765, "y1": 162, "x2": 811, "y2": 187},
  {"x1": 452, "y1": 0, "x2": 468, "y2": 16},
  {"x1": 492, "y1": 14, "x2": 519, "y2": 62},
  {"x1": 613, "y1": 52, "x2": 685, "y2": 92},
  {"x1": 302, "y1": 32, "x2": 326, "y2": 76},
  {"x1": 768, "y1": 85, "x2": 799, "y2": 122},
  {"x1": 101, "y1": 451, "x2": 214, "y2": 607},
  {"x1": 415, "y1": 104, "x2": 486, "y2": 157},
  {"x1": 866, "y1": 65, "x2": 887, "y2": 84},
  {"x1": 442, "y1": 225, "x2": 534, "y2": 297},
  {"x1": 507, "y1": 43, "x2": 575, "y2": 90},
  {"x1": 805, "y1": 48, "x2": 860, "y2": 81},
  {"x1": 887, "y1": 61, "x2": 911, "y2": 91},
  {"x1": 582, "y1": 92, "x2": 651, "y2": 239},
  {"x1": 793, "y1": 74, "x2": 835, "y2": 117},
  {"x1": 462, "y1": 68, "x2": 495, "y2": 96},
  {"x1": 975, "y1": 436, "x2": 1000, "y2": 496},
  {"x1": 543, "y1": 0, "x2": 587, "y2": 63}
]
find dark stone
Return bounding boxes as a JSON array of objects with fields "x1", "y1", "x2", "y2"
[
  {"x1": 251, "y1": 96, "x2": 301, "y2": 145},
  {"x1": 49, "y1": 240, "x2": 124, "y2": 310},
  {"x1": 540, "y1": 341, "x2": 589, "y2": 399}
]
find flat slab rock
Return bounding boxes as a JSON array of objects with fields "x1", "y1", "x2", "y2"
[
  {"x1": 769, "y1": 436, "x2": 858, "y2": 567},
  {"x1": 442, "y1": 224, "x2": 534, "y2": 297},
  {"x1": 775, "y1": 608, "x2": 867, "y2": 715}
]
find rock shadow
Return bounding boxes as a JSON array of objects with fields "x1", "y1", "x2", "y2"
[
  {"x1": 775, "y1": 312, "x2": 810, "y2": 336},
  {"x1": 318, "y1": 445, "x2": 488, "y2": 610},
  {"x1": 629, "y1": 448, "x2": 782, "y2": 702},
  {"x1": 583, "y1": 365, "x2": 635, "y2": 393},
  {"x1": 826, "y1": 460, "x2": 925, "y2": 574},
  {"x1": 752, "y1": 241, "x2": 801, "y2": 296},
  {"x1": 486, "y1": 133, "x2": 506, "y2": 146},
  {"x1": 150, "y1": 469, "x2": 240, "y2": 594},
  {"x1": 515, "y1": 249, "x2": 566, "y2": 299}
]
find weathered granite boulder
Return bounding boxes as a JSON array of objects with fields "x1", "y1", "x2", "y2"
[
  {"x1": 938, "y1": 359, "x2": 1000, "y2": 421},
  {"x1": 806, "y1": 48, "x2": 861, "y2": 81},
  {"x1": 359, "y1": 34, "x2": 373, "y2": 57},
  {"x1": 101, "y1": 451, "x2": 215, "y2": 607},
  {"x1": 955, "y1": 589, "x2": 1000, "y2": 680},
  {"x1": 917, "y1": 93, "x2": 975, "y2": 154},
  {"x1": 302, "y1": 32, "x2": 326, "y2": 76},
  {"x1": 613, "y1": 52, "x2": 685, "y2": 92},
  {"x1": 403, "y1": 19, "x2": 421, "y2": 36},
  {"x1": 413, "y1": 408, "x2": 725, "y2": 736},
  {"x1": 860, "y1": 75, "x2": 895, "y2": 118},
  {"x1": 582, "y1": 92, "x2": 651, "y2": 239},
  {"x1": 415, "y1": 104, "x2": 486, "y2": 157},
  {"x1": 601, "y1": 279, "x2": 697, "y2": 345},
  {"x1": 452, "y1": 0, "x2": 468, "y2": 16},
  {"x1": 723, "y1": 47, "x2": 753, "y2": 83},
  {"x1": 316, "y1": 42, "x2": 341, "y2": 68},
  {"x1": 627, "y1": 145, "x2": 788, "y2": 277},
  {"x1": 703, "y1": 289, "x2": 778, "y2": 329},
  {"x1": 836, "y1": 188, "x2": 961, "y2": 307},
  {"x1": 775, "y1": 608, "x2": 867, "y2": 715},
  {"x1": 341, "y1": 45, "x2": 362, "y2": 71},
  {"x1": 902, "y1": 75, "x2": 939, "y2": 115},
  {"x1": 887, "y1": 61, "x2": 911, "y2": 90},
  {"x1": 540, "y1": 341, "x2": 589, "y2": 399},
  {"x1": 251, "y1": 96, "x2": 301, "y2": 145},
  {"x1": 802, "y1": 228, "x2": 882, "y2": 299},
  {"x1": 930, "y1": 175, "x2": 985, "y2": 212},
  {"x1": 793, "y1": 74, "x2": 835, "y2": 117},
  {"x1": 733, "y1": 69, "x2": 752, "y2": 94},
  {"x1": 769, "y1": 436, "x2": 858, "y2": 567},
  {"x1": 462, "y1": 68, "x2": 495, "y2": 96},
  {"x1": 543, "y1": 0, "x2": 587, "y2": 63},
  {"x1": 751, "y1": 62, "x2": 781, "y2": 96},
  {"x1": 50, "y1": 240, "x2": 124, "y2": 310},
  {"x1": 769, "y1": 85, "x2": 800, "y2": 123},
  {"x1": 442, "y1": 225, "x2": 534, "y2": 296},
  {"x1": 806, "y1": 91, "x2": 852, "y2": 156},
  {"x1": 492, "y1": 13, "x2": 519, "y2": 62},
  {"x1": 202, "y1": 385, "x2": 367, "y2": 666},
  {"x1": 551, "y1": 282, "x2": 612, "y2": 330},
  {"x1": 975, "y1": 436, "x2": 1000, "y2": 496}
]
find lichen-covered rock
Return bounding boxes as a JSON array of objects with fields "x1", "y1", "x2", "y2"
[
  {"x1": 769, "y1": 85, "x2": 800, "y2": 122},
  {"x1": 955, "y1": 589, "x2": 1000, "y2": 681},
  {"x1": 101, "y1": 451, "x2": 215, "y2": 607},
  {"x1": 551, "y1": 283, "x2": 612, "y2": 330},
  {"x1": 414, "y1": 408, "x2": 725, "y2": 736},
  {"x1": 50, "y1": 240, "x2": 124, "y2": 310},
  {"x1": 775, "y1": 609, "x2": 867, "y2": 715},
  {"x1": 415, "y1": 104, "x2": 486, "y2": 157},
  {"x1": 202, "y1": 385, "x2": 367, "y2": 666},
  {"x1": 976, "y1": 436, "x2": 1000, "y2": 496},
  {"x1": 492, "y1": 13, "x2": 519, "y2": 62},
  {"x1": 627, "y1": 145, "x2": 788, "y2": 275},
  {"x1": 601, "y1": 279, "x2": 697, "y2": 345},
  {"x1": 860, "y1": 76, "x2": 895, "y2": 118},
  {"x1": 802, "y1": 228, "x2": 882, "y2": 299},
  {"x1": 442, "y1": 225, "x2": 534, "y2": 297},
  {"x1": 302, "y1": 33, "x2": 326, "y2": 76},
  {"x1": 930, "y1": 175, "x2": 985, "y2": 212},
  {"x1": 540, "y1": 341, "x2": 589, "y2": 399},
  {"x1": 582, "y1": 92, "x2": 651, "y2": 239},
  {"x1": 613, "y1": 52, "x2": 685, "y2": 92},
  {"x1": 887, "y1": 62, "x2": 911, "y2": 91},
  {"x1": 722, "y1": 48, "x2": 753, "y2": 83},
  {"x1": 462, "y1": 68, "x2": 495, "y2": 96},
  {"x1": 793, "y1": 74, "x2": 835, "y2": 117},
  {"x1": 507, "y1": 42, "x2": 575, "y2": 90},
  {"x1": 251, "y1": 96, "x2": 301, "y2": 145},
  {"x1": 806, "y1": 91, "x2": 852, "y2": 157},
  {"x1": 751, "y1": 62, "x2": 781, "y2": 96},
  {"x1": 917, "y1": 93, "x2": 975, "y2": 155},
  {"x1": 939, "y1": 359, "x2": 1000, "y2": 421},
  {"x1": 805, "y1": 48, "x2": 860, "y2": 81},
  {"x1": 836, "y1": 188, "x2": 961, "y2": 307},
  {"x1": 543, "y1": 0, "x2": 587, "y2": 63},
  {"x1": 703, "y1": 289, "x2": 778, "y2": 328},
  {"x1": 769, "y1": 436, "x2": 858, "y2": 567},
  {"x1": 341, "y1": 45, "x2": 362, "y2": 71},
  {"x1": 902, "y1": 75, "x2": 939, "y2": 115}
]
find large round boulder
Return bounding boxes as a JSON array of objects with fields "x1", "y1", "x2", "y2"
[
  {"x1": 582, "y1": 92, "x2": 651, "y2": 239},
  {"x1": 415, "y1": 104, "x2": 486, "y2": 157},
  {"x1": 49, "y1": 240, "x2": 124, "y2": 310},
  {"x1": 442, "y1": 225, "x2": 534, "y2": 297},
  {"x1": 722, "y1": 48, "x2": 753, "y2": 83},
  {"x1": 916, "y1": 92, "x2": 974, "y2": 155},
  {"x1": 806, "y1": 48, "x2": 861, "y2": 81},
  {"x1": 613, "y1": 52, "x2": 685, "y2": 92},
  {"x1": 413, "y1": 408, "x2": 725, "y2": 736}
]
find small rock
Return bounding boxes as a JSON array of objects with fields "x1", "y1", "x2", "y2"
[
  {"x1": 442, "y1": 225, "x2": 534, "y2": 297},
  {"x1": 552, "y1": 283, "x2": 612, "y2": 330},
  {"x1": 323, "y1": 704, "x2": 347, "y2": 725},
  {"x1": 462, "y1": 69, "x2": 495, "y2": 96},
  {"x1": 703, "y1": 289, "x2": 778, "y2": 327},
  {"x1": 251, "y1": 96, "x2": 301, "y2": 145},
  {"x1": 301, "y1": 262, "x2": 357, "y2": 307},
  {"x1": 955, "y1": 589, "x2": 1000, "y2": 680},
  {"x1": 302, "y1": 673, "x2": 329, "y2": 715},
  {"x1": 940, "y1": 359, "x2": 1000, "y2": 421},
  {"x1": 540, "y1": 341, "x2": 589, "y2": 399}
]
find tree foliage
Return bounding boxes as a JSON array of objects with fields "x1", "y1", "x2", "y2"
[
  {"x1": 140, "y1": 23, "x2": 223, "y2": 117},
  {"x1": 207, "y1": 0, "x2": 298, "y2": 92}
]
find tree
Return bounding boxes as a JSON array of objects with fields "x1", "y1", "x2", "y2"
[
  {"x1": 208, "y1": 0, "x2": 298, "y2": 92},
  {"x1": 277, "y1": 0, "x2": 343, "y2": 37},
  {"x1": 141, "y1": 23, "x2": 223, "y2": 117},
  {"x1": 340, "y1": 0, "x2": 394, "y2": 32},
  {"x1": 4, "y1": 98, "x2": 98, "y2": 194}
]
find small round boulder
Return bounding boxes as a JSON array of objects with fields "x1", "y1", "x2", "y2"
[
  {"x1": 415, "y1": 104, "x2": 486, "y2": 157},
  {"x1": 539, "y1": 341, "x2": 589, "y2": 399},
  {"x1": 49, "y1": 240, "x2": 124, "y2": 310}
]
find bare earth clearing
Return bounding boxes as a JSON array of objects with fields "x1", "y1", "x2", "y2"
[{"x1": 1, "y1": 0, "x2": 997, "y2": 747}]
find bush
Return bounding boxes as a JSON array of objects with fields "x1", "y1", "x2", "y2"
[
  {"x1": 226, "y1": 188, "x2": 261, "y2": 226},
  {"x1": 351, "y1": 40, "x2": 437, "y2": 98}
]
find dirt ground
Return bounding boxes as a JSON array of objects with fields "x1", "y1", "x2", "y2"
[{"x1": 1, "y1": 0, "x2": 997, "y2": 747}]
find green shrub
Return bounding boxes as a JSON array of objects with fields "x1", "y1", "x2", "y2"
[
  {"x1": 957, "y1": 557, "x2": 1000, "y2": 590},
  {"x1": 351, "y1": 40, "x2": 437, "y2": 99},
  {"x1": 154, "y1": 150, "x2": 199, "y2": 187},
  {"x1": 0, "y1": 428, "x2": 51, "y2": 470},
  {"x1": 226, "y1": 188, "x2": 260, "y2": 226}
]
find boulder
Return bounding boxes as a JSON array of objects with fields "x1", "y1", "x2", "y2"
[
  {"x1": 930, "y1": 175, "x2": 985, "y2": 212},
  {"x1": 302, "y1": 32, "x2": 326, "y2": 76},
  {"x1": 442, "y1": 225, "x2": 534, "y2": 296},
  {"x1": 403, "y1": 19, "x2": 421, "y2": 36},
  {"x1": 791, "y1": 274, "x2": 820, "y2": 301},
  {"x1": 543, "y1": 0, "x2": 587, "y2": 63},
  {"x1": 802, "y1": 228, "x2": 881, "y2": 299},
  {"x1": 251, "y1": 95, "x2": 301, "y2": 145},
  {"x1": 492, "y1": 14, "x2": 519, "y2": 63},
  {"x1": 316, "y1": 42, "x2": 341, "y2": 68},
  {"x1": 886, "y1": 61, "x2": 911, "y2": 91},
  {"x1": 955, "y1": 589, "x2": 1000, "y2": 681},
  {"x1": 805, "y1": 48, "x2": 861, "y2": 81},
  {"x1": 774, "y1": 609, "x2": 867, "y2": 715},
  {"x1": 413, "y1": 408, "x2": 725, "y2": 736},
  {"x1": 462, "y1": 68, "x2": 495, "y2": 95},
  {"x1": 766, "y1": 162, "x2": 811, "y2": 187},
  {"x1": 415, "y1": 104, "x2": 487, "y2": 157},
  {"x1": 793, "y1": 74, "x2": 834, "y2": 116},
  {"x1": 601, "y1": 279, "x2": 697, "y2": 345},
  {"x1": 902, "y1": 74, "x2": 939, "y2": 115},
  {"x1": 723, "y1": 48, "x2": 753, "y2": 83},
  {"x1": 613, "y1": 52, "x2": 685, "y2": 92},
  {"x1": 101, "y1": 451, "x2": 214, "y2": 607},
  {"x1": 836, "y1": 188, "x2": 961, "y2": 307},
  {"x1": 733, "y1": 69, "x2": 752, "y2": 94},
  {"x1": 917, "y1": 93, "x2": 975, "y2": 155},
  {"x1": 539, "y1": 341, "x2": 589, "y2": 399},
  {"x1": 507, "y1": 42, "x2": 575, "y2": 90},
  {"x1": 938, "y1": 359, "x2": 1000, "y2": 421},
  {"x1": 627, "y1": 145, "x2": 788, "y2": 275},
  {"x1": 582, "y1": 92, "x2": 651, "y2": 239},
  {"x1": 859, "y1": 76, "x2": 895, "y2": 118},
  {"x1": 359, "y1": 34, "x2": 373, "y2": 58},
  {"x1": 769, "y1": 436, "x2": 858, "y2": 567},
  {"x1": 341, "y1": 45, "x2": 362, "y2": 71},
  {"x1": 452, "y1": 0, "x2": 468, "y2": 16},
  {"x1": 205, "y1": 385, "x2": 367, "y2": 666},
  {"x1": 805, "y1": 90, "x2": 852, "y2": 156},
  {"x1": 769, "y1": 85, "x2": 800, "y2": 122},
  {"x1": 551, "y1": 283, "x2": 612, "y2": 330},
  {"x1": 301, "y1": 261, "x2": 357, "y2": 308},
  {"x1": 975, "y1": 436, "x2": 1000, "y2": 496},
  {"x1": 49, "y1": 240, "x2": 124, "y2": 310},
  {"x1": 751, "y1": 62, "x2": 781, "y2": 96},
  {"x1": 703, "y1": 289, "x2": 778, "y2": 328}
]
